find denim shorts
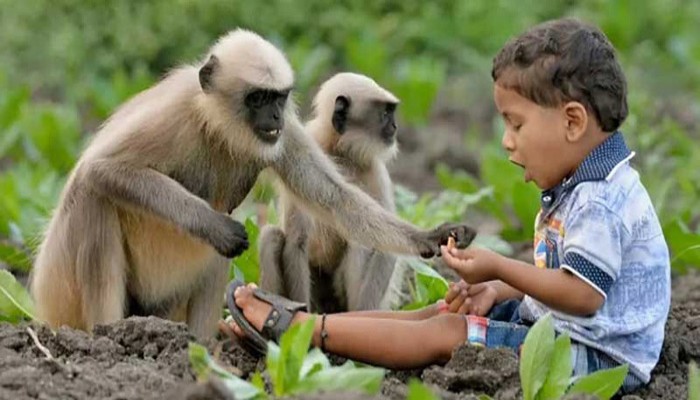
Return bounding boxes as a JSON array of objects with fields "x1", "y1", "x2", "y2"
[{"x1": 464, "y1": 299, "x2": 644, "y2": 393}]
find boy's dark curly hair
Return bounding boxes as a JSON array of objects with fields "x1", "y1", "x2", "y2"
[{"x1": 492, "y1": 18, "x2": 628, "y2": 132}]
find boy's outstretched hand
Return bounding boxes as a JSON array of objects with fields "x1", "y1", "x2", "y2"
[
  {"x1": 444, "y1": 279, "x2": 497, "y2": 316},
  {"x1": 441, "y1": 246, "x2": 504, "y2": 284}
]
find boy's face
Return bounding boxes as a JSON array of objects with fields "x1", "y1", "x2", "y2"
[{"x1": 493, "y1": 84, "x2": 575, "y2": 191}]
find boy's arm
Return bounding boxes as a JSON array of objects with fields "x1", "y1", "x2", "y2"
[
  {"x1": 489, "y1": 280, "x2": 524, "y2": 303},
  {"x1": 492, "y1": 257, "x2": 604, "y2": 316},
  {"x1": 441, "y1": 247, "x2": 604, "y2": 316}
]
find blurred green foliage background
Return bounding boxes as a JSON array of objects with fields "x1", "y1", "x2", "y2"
[{"x1": 1, "y1": 0, "x2": 699, "y2": 281}]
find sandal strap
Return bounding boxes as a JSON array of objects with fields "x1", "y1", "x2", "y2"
[
  {"x1": 253, "y1": 289, "x2": 308, "y2": 313},
  {"x1": 254, "y1": 288, "x2": 307, "y2": 342}
]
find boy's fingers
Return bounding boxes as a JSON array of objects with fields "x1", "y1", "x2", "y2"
[
  {"x1": 449, "y1": 247, "x2": 475, "y2": 258},
  {"x1": 448, "y1": 290, "x2": 468, "y2": 313},
  {"x1": 457, "y1": 297, "x2": 471, "y2": 315},
  {"x1": 445, "y1": 284, "x2": 461, "y2": 303},
  {"x1": 442, "y1": 249, "x2": 470, "y2": 273},
  {"x1": 468, "y1": 283, "x2": 489, "y2": 296}
]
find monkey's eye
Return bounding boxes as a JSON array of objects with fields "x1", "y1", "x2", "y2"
[
  {"x1": 245, "y1": 91, "x2": 268, "y2": 109},
  {"x1": 382, "y1": 104, "x2": 396, "y2": 121}
]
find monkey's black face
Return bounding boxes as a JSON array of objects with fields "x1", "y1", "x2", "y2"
[
  {"x1": 379, "y1": 102, "x2": 398, "y2": 144},
  {"x1": 244, "y1": 89, "x2": 290, "y2": 144},
  {"x1": 332, "y1": 97, "x2": 399, "y2": 146}
]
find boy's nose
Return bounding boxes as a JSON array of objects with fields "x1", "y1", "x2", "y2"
[{"x1": 501, "y1": 131, "x2": 515, "y2": 151}]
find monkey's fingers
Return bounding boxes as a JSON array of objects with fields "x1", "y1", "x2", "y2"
[{"x1": 452, "y1": 225, "x2": 477, "y2": 249}]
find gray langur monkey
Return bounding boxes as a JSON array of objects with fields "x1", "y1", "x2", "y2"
[
  {"x1": 259, "y1": 73, "x2": 406, "y2": 312},
  {"x1": 30, "y1": 29, "x2": 476, "y2": 339}
]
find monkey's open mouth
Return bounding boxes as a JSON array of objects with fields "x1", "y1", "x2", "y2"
[{"x1": 255, "y1": 129, "x2": 282, "y2": 143}]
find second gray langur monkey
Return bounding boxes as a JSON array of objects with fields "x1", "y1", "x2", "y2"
[
  {"x1": 259, "y1": 73, "x2": 405, "y2": 311},
  {"x1": 30, "y1": 29, "x2": 476, "y2": 339}
]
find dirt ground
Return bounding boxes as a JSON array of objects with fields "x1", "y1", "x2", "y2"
[{"x1": 0, "y1": 271, "x2": 697, "y2": 400}]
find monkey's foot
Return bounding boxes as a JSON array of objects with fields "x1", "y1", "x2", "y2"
[{"x1": 225, "y1": 280, "x2": 308, "y2": 355}]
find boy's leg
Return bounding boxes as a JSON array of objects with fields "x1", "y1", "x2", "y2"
[
  {"x1": 332, "y1": 302, "x2": 442, "y2": 320},
  {"x1": 230, "y1": 285, "x2": 466, "y2": 369}
]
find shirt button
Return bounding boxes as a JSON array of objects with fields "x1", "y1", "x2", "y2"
[{"x1": 543, "y1": 195, "x2": 552, "y2": 202}]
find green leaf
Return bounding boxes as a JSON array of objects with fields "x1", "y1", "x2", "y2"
[
  {"x1": 403, "y1": 257, "x2": 449, "y2": 285},
  {"x1": 283, "y1": 316, "x2": 316, "y2": 390},
  {"x1": 300, "y1": 347, "x2": 331, "y2": 379},
  {"x1": 519, "y1": 313, "x2": 555, "y2": 400},
  {"x1": 188, "y1": 342, "x2": 264, "y2": 400},
  {"x1": 511, "y1": 181, "x2": 540, "y2": 234},
  {"x1": 0, "y1": 241, "x2": 31, "y2": 272},
  {"x1": 0, "y1": 270, "x2": 36, "y2": 322},
  {"x1": 406, "y1": 378, "x2": 440, "y2": 400},
  {"x1": 294, "y1": 361, "x2": 385, "y2": 395},
  {"x1": 251, "y1": 371, "x2": 266, "y2": 393},
  {"x1": 230, "y1": 218, "x2": 261, "y2": 284},
  {"x1": 435, "y1": 163, "x2": 480, "y2": 194},
  {"x1": 663, "y1": 219, "x2": 700, "y2": 270},
  {"x1": 403, "y1": 257, "x2": 450, "y2": 306},
  {"x1": 267, "y1": 316, "x2": 316, "y2": 396},
  {"x1": 266, "y1": 342, "x2": 284, "y2": 396},
  {"x1": 537, "y1": 333, "x2": 572, "y2": 400},
  {"x1": 390, "y1": 56, "x2": 446, "y2": 125},
  {"x1": 567, "y1": 364, "x2": 629, "y2": 400},
  {"x1": 345, "y1": 32, "x2": 387, "y2": 82},
  {"x1": 688, "y1": 362, "x2": 699, "y2": 400},
  {"x1": 0, "y1": 125, "x2": 22, "y2": 159}
]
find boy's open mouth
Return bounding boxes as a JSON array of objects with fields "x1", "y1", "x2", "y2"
[
  {"x1": 510, "y1": 159, "x2": 533, "y2": 183},
  {"x1": 509, "y1": 159, "x2": 525, "y2": 169}
]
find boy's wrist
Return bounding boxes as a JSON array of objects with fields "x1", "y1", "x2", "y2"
[{"x1": 491, "y1": 253, "x2": 507, "y2": 281}]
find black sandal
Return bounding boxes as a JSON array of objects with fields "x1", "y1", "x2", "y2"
[{"x1": 225, "y1": 279, "x2": 308, "y2": 356}]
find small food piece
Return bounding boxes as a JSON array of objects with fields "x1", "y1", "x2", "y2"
[{"x1": 447, "y1": 236, "x2": 456, "y2": 250}]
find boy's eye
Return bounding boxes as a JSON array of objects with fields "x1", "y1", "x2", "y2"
[{"x1": 514, "y1": 124, "x2": 522, "y2": 131}]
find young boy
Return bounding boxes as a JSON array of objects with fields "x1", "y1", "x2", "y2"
[{"x1": 224, "y1": 17, "x2": 670, "y2": 392}]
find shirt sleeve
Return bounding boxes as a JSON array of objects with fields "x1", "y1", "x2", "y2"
[{"x1": 561, "y1": 200, "x2": 626, "y2": 298}]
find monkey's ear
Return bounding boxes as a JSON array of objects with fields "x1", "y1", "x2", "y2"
[
  {"x1": 199, "y1": 55, "x2": 219, "y2": 93},
  {"x1": 332, "y1": 95, "x2": 351, "y2": 134}
]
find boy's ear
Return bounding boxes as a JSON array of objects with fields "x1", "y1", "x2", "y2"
[{"x1": 563, "y1": 101, "x2": 588, "y2": 142}]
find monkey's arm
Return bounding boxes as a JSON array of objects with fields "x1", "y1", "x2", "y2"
[
  {"x1": 272, "y1": 124, "x2": 475, "y2": 257},
  {"x1": 83, "y1": 159, "x2": 248, "y2": 258}
]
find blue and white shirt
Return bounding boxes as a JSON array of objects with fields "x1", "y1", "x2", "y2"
[{"x1": 518, "y1": 132, "x2": 671, "y2": 383}]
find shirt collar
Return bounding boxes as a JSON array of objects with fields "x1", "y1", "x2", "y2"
[{"x1": 540, "y1": 131, "x2": 634, "y2": 211}]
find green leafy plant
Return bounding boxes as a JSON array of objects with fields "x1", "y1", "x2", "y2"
[
  {"x1": 519, "y1": 314, "x2": 629, "y2": 400},
  {"x1": 401, "y1": 257, "x2": 450, "y2": 311},
  {"x1": 188, "y1": 342, "x2": 265, "y2": 400},
  {"x1": 0, "y1": 270, "x2": 36, "y2": 323},
  {"x1": 436, "y1": 144, "x2": 540, "y2": 243},
  {"x1": 664, "y1": 219, "x2": 700, "y2": 273},
  {"x1": 406, "y1": 378, "x2": 441, "y2": 400},
  {"x1": 230, "y1": 217, "x2": 262, "y2": 285},
  {"x1": 690, "y1": 362, "x2": 699, "y2": 400},
  {"x1": 266, "y1": 316, "x2": 385, "y2": 396},
  {"x1": 191, "y1": 317, "x2": 384, "y2": 398}
]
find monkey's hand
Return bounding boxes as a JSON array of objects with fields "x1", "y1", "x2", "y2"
[
  {"x1": 417, "y1": 223, "x2": 477, "y2": 258},
  {"x1": 210, "y1": 217, "x2": 249, "y2": 258}
]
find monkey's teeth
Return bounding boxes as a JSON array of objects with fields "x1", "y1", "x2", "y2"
[{"x1": 268, "y1": 129, "x2": 280, "y2": 136}]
